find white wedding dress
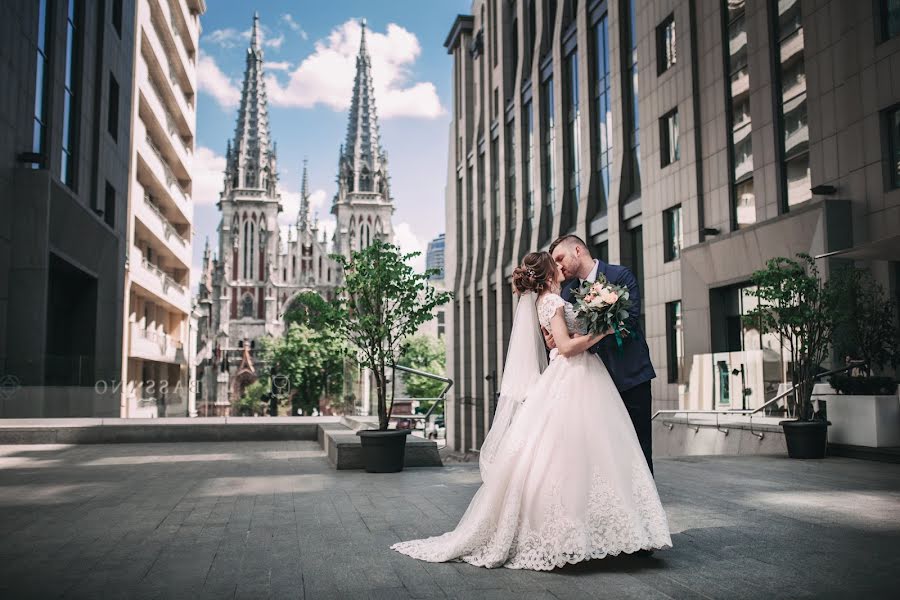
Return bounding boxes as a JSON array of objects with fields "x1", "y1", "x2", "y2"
[{"x1": 390, "y1": 293, "x2": 672, "y2": 570}]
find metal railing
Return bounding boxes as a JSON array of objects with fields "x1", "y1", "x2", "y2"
[
  {"x1": 386, "y1": 364, "x2": 453, "y2": 432},
  {"x1": 651, "y1": 361, "x2": 867, "y2": 440}
]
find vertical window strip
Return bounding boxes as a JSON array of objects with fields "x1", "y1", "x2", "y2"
[
  {"x1": 525, "y1": 100, "x2": 535, "y2": 224},
  {"x1": 506, "y1": 120, "x2": 517, "y2": 232},
  {"x1": 491, "y1": 137, "x2": 500, "y2": 240},
  {"x1": 566, "y1": 50, "x2": 581, "y2": 224},
  {"x1": 724, "y1": 0, "x2": 755, "y2": 228},
  {"x1": 593, "y1": 14, "x2": 611, "y2": 212},
  {"x1": 32, "y1": 0, "x2": 51, "y2": 164},
  {"x1": 543, "y1": 76, "x2": 557, "y2": 240},
  {"x1": 625, "y1": 0, "x2": 641, "y2": 196},
  {"x1": 62, "y1": 0, "x2": 79, "y2": 187}
]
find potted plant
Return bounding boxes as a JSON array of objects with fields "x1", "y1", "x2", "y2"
[
  {"x1": 743, "y1": 254, "x2": 839, "y2": 458},
  {"x1": 826, "y1": 267, "x2": 900, "y2": 447},
  {"x1": 332, "y1": 240, "x2": 452, "y2": 472}
]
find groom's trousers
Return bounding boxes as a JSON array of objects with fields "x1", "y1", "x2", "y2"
[{"x1": 621, "y1": 381, "x2": 653, "y2": 475}]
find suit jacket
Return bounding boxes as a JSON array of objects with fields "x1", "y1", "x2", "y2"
[{"x1": 561, "y1": 261, "x2": 656, "y2": 392}]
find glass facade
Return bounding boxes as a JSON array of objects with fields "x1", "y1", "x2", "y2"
[
  {"x1": 32, "y1": 0, "x2": 50, "y2": 164},
  {"x1": 888, "y1": 105, "x2": 900, "y2": 189},
  {"x1": 882, "y1": 0, "x2": 900, "y2": 40},
  {"x1": 62, "y1": 0, "x2": 79, "y2": 187},
  {"x1": 657, "y1": 14, "x2": 676, "y2": 74},
  {"x1": 774, "y1": 0, "x2": 810, "y2": 209},
  {"x1": 542, "y1": 76, "x2": 557, "y2": 240},
  {"x1": 666, "y1": 300, "x2": 683, "y2": 383},
  {"x1": 725, "y1": 0, "x2": 755, "y2": 228},
  {"x1": 592, "y1": 13, "x2": 611, "y2": 212},
  {"x1": 663, "y1": 205, "x2": 682, "y2": 262},
  {"x1": 565, "y1": 50, "x2": 581, "y2": 225},
  {"x1": 660, "y1": 109, "x2": 679, "y2": 167},
  {"x1": 625, "y1": 0, "x2": 641, "y2": 197}
]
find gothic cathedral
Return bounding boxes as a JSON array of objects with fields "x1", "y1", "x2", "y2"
[{"x1": 194, "y1": 16, "x2": 394, "y2": 415}]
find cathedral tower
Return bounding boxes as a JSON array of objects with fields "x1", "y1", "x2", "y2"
[{"x1": 332, "y1": 19, "x2": 395, "y2": 260}]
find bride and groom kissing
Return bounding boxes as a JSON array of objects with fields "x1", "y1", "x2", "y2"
[{"x1": 391, "y1": 234, "x2": 672, "y2": 571}]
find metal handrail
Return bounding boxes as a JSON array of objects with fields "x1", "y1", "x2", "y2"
[
  {"x1": 651, "y1": 361, "x2": 867, "y2": 439},
  {"x1": 388, "y1": 364, "x2": 453, "y2": 421}
]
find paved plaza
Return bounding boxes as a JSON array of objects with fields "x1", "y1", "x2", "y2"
[{"x1": 0, "y1": 441, "x2": 898, "y2": 599}]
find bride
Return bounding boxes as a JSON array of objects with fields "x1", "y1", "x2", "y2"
[{"x1": 390, "y1": 251, "x2": 672, "y2": 570}]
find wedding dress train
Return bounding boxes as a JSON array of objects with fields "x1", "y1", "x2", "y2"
[{"x1": 390, "y1": 293, "x2": 672, "y2": 570}]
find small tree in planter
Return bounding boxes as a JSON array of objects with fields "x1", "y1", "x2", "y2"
[
  {"x1": 332, "y1": 240, "x2": 452, "y2": 472},
  {"x1": 743, "y1": 254, "x2": 840, "y2": 458},
  {"x1": 829, "y1": 266, "x2": 899, "y2": 394}
]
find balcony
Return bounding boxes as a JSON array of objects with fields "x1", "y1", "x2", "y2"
[
  {"x1": 139, "y1": 66, "x2": 192, "y2": 178},
  {"x1": 136, "y1": 122, "x2": 191, "y2": 222},
  {"x1": 129, "y1": 322, "x2": 185, "y2": 364},
  {"x1": 134, "y1": 187, "x2": 191, "y2": 269},
  {"x1": 140, "y1": 11, "x2": 194, "y2": 127},
  {"x1": 130, "y1": 245, "x2": 191, "y2": 314},
  {"x1": 147, "y1": 0, "x2": 196, "y2": 98}
]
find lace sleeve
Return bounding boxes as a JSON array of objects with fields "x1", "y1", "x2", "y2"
[{"x1": 537, "y1": 294, "x2": 565, "y2": 329}]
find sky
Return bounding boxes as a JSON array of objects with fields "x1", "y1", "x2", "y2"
[{"x1": 191, "y1": 0, "x2": 471, "y2": 287}]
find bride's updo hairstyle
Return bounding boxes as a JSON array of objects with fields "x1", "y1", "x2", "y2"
[{"x1": 512, "y1": 252, "x2": 557, "y2": 295}]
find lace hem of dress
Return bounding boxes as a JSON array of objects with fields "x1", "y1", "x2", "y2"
[{"x1": 390, "y1": 462, "x2": 672, "y2": 571}]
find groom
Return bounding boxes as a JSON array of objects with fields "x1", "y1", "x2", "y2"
[{"x1": 545, "y1": 235, "x2": 657, "y2": 474}]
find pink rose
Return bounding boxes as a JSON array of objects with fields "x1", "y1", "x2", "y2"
[
  {"x1": 591, "y1": 283, "x2": 603, "y2": 294},
  {"x1": 599, "y1": 290, "x2": 619, "y2": 304},
  {"x1": 584, "y1": 294, "x2": 595, "y2": 303}
]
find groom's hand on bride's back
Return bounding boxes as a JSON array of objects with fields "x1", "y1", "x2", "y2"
[{"x1": 541, "y1": 326, "x2": 557, "y2": 350}]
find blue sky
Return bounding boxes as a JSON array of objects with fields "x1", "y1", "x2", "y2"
[{"x1": 192, "y1": 0, "x2": 471, "y2": 283}]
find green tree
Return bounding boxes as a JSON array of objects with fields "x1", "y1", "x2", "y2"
[
  {"x1": 743, "y1": 254, "x2": 840, "y2": 421},
  {"x1": 262, "y1": 323, "x2": 347, "y2": 416},
  {"x1": 398, "y1": 334, "x2": 447, "y2": 411},
  {"x1": 830, "y1": 266, "x2": 900, "y2": 376},
  {"x1": 332, "y1": 240, "x2": 452, "y2": 430},
  {"x1": 237, "y1": 379, "x2": 269, "y2": 416},
  {"x1": 284, "y1": 291, "x2": 339, "y2": 331}
]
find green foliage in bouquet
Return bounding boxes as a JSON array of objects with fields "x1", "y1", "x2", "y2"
[{"x1": 570, "y1": 275, "x2": 633, "y2": 352}]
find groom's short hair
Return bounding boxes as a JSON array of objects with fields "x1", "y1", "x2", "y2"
[{"x1": 549, "y1": 234, "x2": 588, "y2": 255}]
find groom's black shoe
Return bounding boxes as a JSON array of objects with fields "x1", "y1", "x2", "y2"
[{"x1": 633, "y1": 549, "x2": 654, "y2": 558}]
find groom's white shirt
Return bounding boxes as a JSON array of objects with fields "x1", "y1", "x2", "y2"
[{"x1": 581, "y1": 259, "x2": 600, "y2": 285}]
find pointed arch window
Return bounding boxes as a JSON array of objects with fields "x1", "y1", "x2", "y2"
[
  {"x1": 360, "y1": 168, "x2": 372, "y2": 192},
  {"x1": 242, "y1": 294, "x2": 254, "y2": 318}
]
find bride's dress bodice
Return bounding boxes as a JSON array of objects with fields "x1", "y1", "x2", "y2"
[{"x1": 538, "y1": 293, "x2": 577, "y2": 333}]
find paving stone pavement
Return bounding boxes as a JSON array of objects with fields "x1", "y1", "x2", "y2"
[{"x1": 0, "y1": 441, "x2": 898, "y2": 599}]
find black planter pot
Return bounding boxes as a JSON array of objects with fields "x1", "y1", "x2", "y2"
[
  {"x1": 356, "y1": 429, "x2": 412, "y2": 473},
  {"x1": 780, "y1": 419, "x2": 831, "y2": 459}
]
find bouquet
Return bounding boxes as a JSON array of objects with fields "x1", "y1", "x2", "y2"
[{"x1": 571, "y1": 275, "x2": 632, "y2": 353}]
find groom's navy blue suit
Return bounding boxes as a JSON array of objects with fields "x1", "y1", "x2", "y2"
[{"x1": 561, "y1": 260, "x2": 656, "y2": 473}]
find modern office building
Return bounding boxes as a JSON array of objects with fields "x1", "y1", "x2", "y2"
[
  {"x1": 121, "y1": 0, "x2": 205, "y2": 417},
  {"x1": 443, "y1": 0, "x2": 900, "y2": 453},
  {"x1": 1, "y1": 0, "x2": 139, "y2": 416},
  {"x1": 426, "y1": 233, "x2": 447, "y2": 280}
]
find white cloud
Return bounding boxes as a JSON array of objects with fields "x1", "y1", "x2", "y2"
[
  {"x1": 265, "y1": 20, "x2": 444, "y2": 119},
  {"x1": 205, "y1": 25, "x2": 285, "y2": 50},
  {"x1": 197, "y1": 52, "x2": 240, "y2": 110},
  {"x1": 266, "y1": 61, "x2": 293, "y2": 71},
  {"x1": 392, "y1": 222, "x2": 427, "y2": 273},
  {"x1": 281, "y1": 14, "x2": 309, "y2": 40},
  {"x1": 308, "y1": 189, "x2": 327, "y2": 213},
  {"x1": 192, "y1": 146, "x2": 226, "y2": 205}
]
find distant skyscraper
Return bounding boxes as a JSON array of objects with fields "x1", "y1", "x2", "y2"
[{"x1": 426, "y1": 233, "x2": 446, "y2": 281}]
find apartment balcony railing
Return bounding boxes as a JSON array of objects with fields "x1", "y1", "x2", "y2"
[
  {"x1": 137, "y1": 191, "x2": 191, "y2": 268},
  {"x1": 130, "y1": 245, "x2": 190, "y2": 314},
  {"x1": 129, "y1": 322, "x2": 185, "y2": 364}
]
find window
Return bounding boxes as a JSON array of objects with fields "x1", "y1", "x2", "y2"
[
  {"x1": 773, "y1": 0, "x2": 810, "y2": 209},
  {"x1": 505, "y1": 120, "x2": 517, "y2": 232},
  {"x1": 242, "y1": 295, "x2": 254, "y2": 318},
  {"x1": 624, "y1": 0, "x2": 641, "y2": 197},
  {"x1": 112, "y1": 0, "x2": 123, "y2": 36},
  {"x1": 592, "y1": 240, "x2": 609, "y2": 263},
  {"x1": 660, "y1": 109, "x2": 679, "y2": 167},
  {"x1": 656, "y1": 14, "x2": 676, "y2": 74},
  {"x1": 625, "y1": 225, "x2": 645, "y2": 333},
  {"x1": 104, "y1": 182, "x2": 115, "y2": 228},
  {"x1": 524, "y1": 100, "x2": 535, "y2": 224},
  {"x1": 724, "y1": 0, "x2": 755, "y2": 228},
  {"x1": 886, "y1": 105, "x2": 900, "y2": 189},
  {"x1": 881, "y1": 0, "x2": 900, "y2": 40},
  {"x1": 491, "y1": 136, "x2": 500, "y2": 239},
  {"x1": 108, "y1": 74, "x2": 119, "y2": 141},
  {"x1": 592, "y1": 13, "x2": 611, "y2": 212},
  {"x1": 666, "y1": 301, "x2": 683, "y2": 383},
  {"x1": 663, "y1": 205, "x2": 682, "y2": 261},
  {"x1": 32, "y1": 0, "x2": 50, "y2": 165},
  {"x1": 478, "y1": 152, "x2": 486, "y2": 246},
  {"x1": 61, "y1": 0, "x2": 80, "y2": 188},
  {"x1": 565, "y1": 50, "x2": 581, "y2": 226},
  {"x1": 542, "y1": 76, "x2": 557, "y2": 240}
]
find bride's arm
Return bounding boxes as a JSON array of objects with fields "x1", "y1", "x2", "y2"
[{"x1": 549, "y1": 309, "x2": 608, "y2": 358}]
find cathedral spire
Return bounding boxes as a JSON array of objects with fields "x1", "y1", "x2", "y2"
[
  {"x1": 297, "y1": 159, "x2": 310, "y2": 231},
  {"x1": 223, "y1": 13, "x2": 277, "y2": 197},
  {"x1": 337, "y1": 17, "x2": 388, "y2": 199}
]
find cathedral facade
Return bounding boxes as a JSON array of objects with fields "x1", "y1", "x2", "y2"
[{"x1": 193, "y1": 16, "x2": 394, "y2": 415}]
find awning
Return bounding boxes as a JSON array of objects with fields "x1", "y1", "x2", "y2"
[{"x1": 814, "y1": 233, "x2": 900, "y2": 261}]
